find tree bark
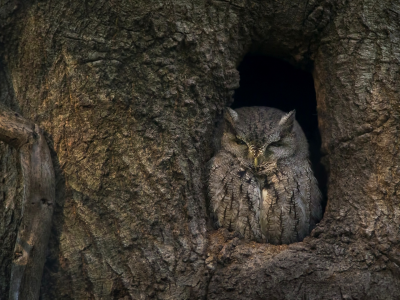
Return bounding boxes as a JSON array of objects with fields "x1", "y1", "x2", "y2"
[
  {"x1": 1, "y1": 0, "x2": 400, "y2": 299},
  {"x1": 0, "y1": 107, "x2": 55, "y2": 300}
]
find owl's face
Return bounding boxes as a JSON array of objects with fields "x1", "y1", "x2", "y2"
[{"x1": 221, "y1": 107, "x2": 297, "y2": 172}]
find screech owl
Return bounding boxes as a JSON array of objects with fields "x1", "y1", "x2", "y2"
[{"x1": 208, "y1": 106, "x2": 322, "y2": 245}]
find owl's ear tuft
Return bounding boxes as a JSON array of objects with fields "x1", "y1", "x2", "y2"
[
  {"x1": 225, "y1": 107, "x2": 238, "y2": 123},
  {"x1": 224, "y1": 107, "x2": 238, "y2": 134},
  {"x1": 278, "y1": 110, "x2": 295, "y2": 135}
]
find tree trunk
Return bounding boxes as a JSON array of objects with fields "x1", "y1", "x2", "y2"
[{"x1": 1, "y1": 0, "x2": 400, "y2": 299}]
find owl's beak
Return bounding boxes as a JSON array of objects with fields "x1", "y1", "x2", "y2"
[{"x1": 254, "y1": 157, "x2": 258, "y2": 167}]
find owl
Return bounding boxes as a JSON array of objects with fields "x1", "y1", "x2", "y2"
[{"x1": 208, "y1": 106, "x2": 322, "y2": 245}]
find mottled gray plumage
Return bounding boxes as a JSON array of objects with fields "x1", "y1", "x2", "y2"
[{"x1": 208, "y1": 106, "x2": 322, "y2": 244}]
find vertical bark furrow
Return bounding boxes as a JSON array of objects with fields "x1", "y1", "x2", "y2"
[{"x1": 0, "y1": 106, "x2": 55, "y2": 300}]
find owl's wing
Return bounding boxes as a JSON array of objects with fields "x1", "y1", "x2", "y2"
[
  {"x1": 260, "y1": 162, "x2": 321, "y2": 245},
  {"x1": 260, "y1": 171, "x2": 299, "y2": 245},
  {"x1": 305, "y1": 163, "x2": 322, "y2": 228},
  {"x1": 257, "y1": 162, "x2": 297, "y2": 244},
  {"x1": 208, "y1": 152, "x2": 262, "y2": 240},
  {"x1": 291, "y1": 163, "x2": 322, "y2": 238}
]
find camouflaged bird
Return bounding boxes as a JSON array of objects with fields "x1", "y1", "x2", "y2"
[{"x1": 208, "y1": 106, "x2": 322, "y2": 245}]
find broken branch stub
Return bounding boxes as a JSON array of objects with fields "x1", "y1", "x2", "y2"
[{"x1": 0, "y1": 107, "x2": 55, "y2": 300}]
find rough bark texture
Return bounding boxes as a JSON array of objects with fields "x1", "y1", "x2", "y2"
[
  {"x1": 1, "y1": 0, "x2": 400, "y2": 299},
  {"x1": 0, "y1": 106, "x2": 55, "y2": 300}
]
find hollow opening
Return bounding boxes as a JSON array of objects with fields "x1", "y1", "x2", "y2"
[{"x1": 232, "y1": 54, "x2": 327, "y2": 213}]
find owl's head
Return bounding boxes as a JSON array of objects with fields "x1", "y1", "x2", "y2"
[{"x1": 221, "y1": 106, "x2": 308, "y2": 170}]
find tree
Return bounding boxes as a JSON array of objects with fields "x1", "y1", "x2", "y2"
[{"x1": 1, "y1": 0, "x2": 400, "y2": 299}]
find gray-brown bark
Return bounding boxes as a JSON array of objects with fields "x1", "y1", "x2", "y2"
[
  {"x1": 0, "y1": 107, "x2": 55, "y2": 300},
  {"x1": 1, "y1": 0, "x2": 400, "y2": 299}
]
